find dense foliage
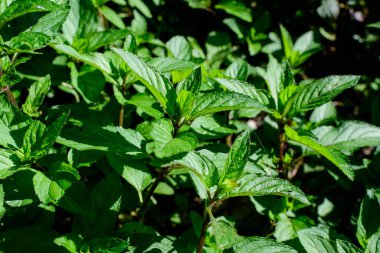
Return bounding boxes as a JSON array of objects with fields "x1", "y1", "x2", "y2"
[{"x1": 1, "y1": 0, "x2": 380, "y2": 252}]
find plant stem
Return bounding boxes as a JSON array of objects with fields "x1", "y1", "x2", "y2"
[
  {"x1": 288, "y1": 156, "x2": 304, "y2": 180},
  {"x1": 139, "y1": 167, "x2": 168, "y2": 216},
  {"x1": 2, "y1": 86, "x2": 19, "y2": 108},
  {"x1": 278, "y1": 121, "x2": 286, "y2": 174},
  {"x1": 118, "y1": 81, "x2": 127, "y2": 127},
  {"x1": 196, "y1": 209, "x2": 210, "y2": 253}
]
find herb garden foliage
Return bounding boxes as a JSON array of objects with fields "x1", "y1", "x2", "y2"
[{"x1": 0, "y1": 0, "x2": 380, "y2": 253}]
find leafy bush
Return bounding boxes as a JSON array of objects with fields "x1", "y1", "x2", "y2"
[{"x1": 1, "y1": 0, "x2": 380, "y2": 252}]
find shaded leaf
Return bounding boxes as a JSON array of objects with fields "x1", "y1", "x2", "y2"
[{"x1": 57, "y1": 126, "x2": 147, "y2": 158}]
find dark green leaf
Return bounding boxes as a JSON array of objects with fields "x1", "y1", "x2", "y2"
[
  {"x1": 22, "y1": 75, "x2": 51, "y2": 117},
  {"x1": 0, "y1": 96, "x2": 32, "y2": 149},
  {"x1": 107, "y1": 153, "x2": 152, "y2": 202},
  {"x1": 221, "y1": 130, "x2": 250, "y2": 182},
  {"x1": 57, "y1": 126, "x2": 147, "y2": 158},
  {"x1": 357, "y1": 189, "x2": 380, "y2": 247},
  {"x1": 176, "y1": 67, "x2": 202, "y2": 94}
]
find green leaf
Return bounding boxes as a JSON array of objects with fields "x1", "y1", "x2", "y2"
[
  {"x1": 22, "y1": 75, "x2": 51, "y2": 117},
  {"x1": 0, "y1": 149, "x2": 20, "y2": 179},
  {"x1": 129, "y1": 0, "x2": 152, "y2": 18},
  {"x1": 309, "y1": 101, "x2": 337, "y2": 125},
  {"x1": 168, "y1": 151, "x2": 218, "y2": 199},
  {"x1": 112, "y1": 48, "x2": 176, "y2": 115},
  {"x1": 176, "y1": 67, "x2": 202, "y2": 94},
  {"x1": 52, "y1": 43, "x2": 113, "y2": 77},
  {"x1": 221, "y1": 131, "x2": 250, "y2": 182},
  {"x1": 225, "y1": 61, "x2": 248, "y2": 80},
  {"x1": 256, "y1": 55, "x2": 282, "y2": 108},
  {"x1": 130, "y1": 9, "x2": 147, "y2": 36},
  {"x1": 84, "y1": 29, "x2": 130, "y2": 52},
  {"x1": 286, "y1": 75, "x2": 360, "y2": 116},
  {"x1": 368, "y1": 22, "x2": 380, "y2": 29},
  {"x1": 149, "y1": 57, "x2": 198, "y2": 73},
  {"x1": 285, "y1": 126, "x2": 353, "y2": 180},
  {"x1": 80, "y1": 237, "x2": 129, "y2": 253},
  {"x1": 68, "y1": 63, "x2": 106, "y2": 103},
  {"x1": 218, "y1": 174, "x2": 310, "y2": 205},
  {"x1": 0, "y1": 96, "x2": 32, "y2": 149},
  {"x1": 297, "y1": 227, "x2": 358, "y2": 253},
  {"x1": 22, "y1": 112, "x2": 69, "y2": 161},
  {"x1": 54, "y1": 234, "x2": 83, "y2": 253},
  {"x1": 184, "y1": 0, "x2": 211, "y2": 9},
  {"x1": 0, "y1": 227, "x2": 69, "y2": 253},
  {"x1": 215, "y1": 78, "x2": 271, "y2": 105},
  {"x1": 209, "y1": 216, "x2": 242, "y2": 250},
  {"x1": 128, "y1": 93, "x2": 164, "y2": 119},
  {"x1": 191, "y1": 114, "x2": 236, "y2": 140},
  {"x1": 298, "y1": 229, "x2": 336, "y2": 253},
  {"x1": 0, "y1": 0, "x2": 60, "y2": 27},
  {"x1": 274, "y1": 214, "x2": 315, "y2": 242},
  {"x1": 33, "y1": 169, "x2": 89, "y2": 215},
  {"x1": 61, "y1": 0, "x2": 80, "y2": 44},
  {"x1": 7, "y1": 32, "x2": 51, "y2": 53},
  {"x1": 166, "y1": 36, "x2": 192, "y2": 60},
  {"x1": 57, "y1": 126, "x2": 147, "y2": 158},
  {"x1": 107, "y1": 153, "x2": 152, "y2": 202},
  {"x1": 233, "y1": 237, "x2": 297, "y2": 253},
  {"x1": 215, "y1": 0, "x2": 252, "y2": 22},
  {"x1": 176, "y1": 90, "x2": 196, "y2": 118},
  {"x1": 336, "y1": 239, "x2": 363, "y2": 253},
  {"x1": 205, "y1": 31, "x2": 232, "y2": 68},
  {"x1": 99, "y1": 5, "x2": 125, "y2": 29},
  {"x1": 150, "y1": 119, "x2": 197, "y2": 158},
  {"x1": 79, "y1": 175, "x2": 123, "y2": 238},
  {"x1": 315, "y1": 121, "x2": 380, "y2": 151},
  {"x1": 188, "y1": 92, "x2": 271, "y2": 120},
  {"x1": 291, "y1": 31, "x2": 321, "y2": 67},
  {"x1": 29, "y1": 3, "x2": 70, "y2": 37},
  {"x1": 357, "y1": 189, "x2": 380, "y2": 247},
  {"x1": 280, "y1": 24, "x2": 294, "y2": 59},
  {"x1": 365, "y1": 231, "x2": 380, "y2": 253}
]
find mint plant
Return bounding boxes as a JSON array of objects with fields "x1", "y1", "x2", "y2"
[{"x1": 1, "y1": 0, "x2": 380, "y2": 252}]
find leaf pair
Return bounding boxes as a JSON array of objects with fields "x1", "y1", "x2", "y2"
[{"x1": 169, "y1": 131, "x2": 310, "y2": 205}]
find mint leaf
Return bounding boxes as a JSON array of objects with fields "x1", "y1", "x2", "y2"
[{"x1": 285, "y1": 126, "x2": 353, "y2": 180}]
